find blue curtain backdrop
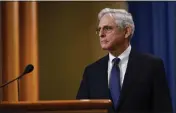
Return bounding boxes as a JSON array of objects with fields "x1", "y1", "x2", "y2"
[{"x1": 128, "y1": 2, "x2": 176, "y2": 112}]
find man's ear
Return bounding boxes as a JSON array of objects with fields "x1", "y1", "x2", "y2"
[{"x1": 125, "y1": 26, "x2": 132, "y2": 39}]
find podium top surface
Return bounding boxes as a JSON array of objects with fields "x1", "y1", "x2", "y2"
[{"x1": 0, "y1": 99, "x2": 112, "y2": 111}]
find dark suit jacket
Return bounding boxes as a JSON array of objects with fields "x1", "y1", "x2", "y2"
[{"x1": 76, "y1": 49, "x2": 172, "y2": 113}]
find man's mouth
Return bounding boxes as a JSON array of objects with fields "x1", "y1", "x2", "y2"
[{"x1": 101, "y1": 40, "x2": 108, "y2": 43}]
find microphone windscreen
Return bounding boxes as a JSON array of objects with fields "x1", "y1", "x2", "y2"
[{"x1": 23, "y1": 64, "x2": 34, "y2": 74}]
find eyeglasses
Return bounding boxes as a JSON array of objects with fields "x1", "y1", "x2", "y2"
[{"x1": 96, "y1": 25, "x2": 116, "y2": 35}]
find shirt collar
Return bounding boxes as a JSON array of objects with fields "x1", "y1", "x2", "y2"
[{"x1": 109, "y1": 45, "x2": 131, "y2": 63}]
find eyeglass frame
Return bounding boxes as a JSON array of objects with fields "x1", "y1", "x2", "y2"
[{"x1": 96, "y1": 25, "x2": 120, "y2": 35}]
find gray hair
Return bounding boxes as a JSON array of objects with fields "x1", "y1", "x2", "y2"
[{"x1": 98, "y1": 8, "x2": 135, "y2": 39}]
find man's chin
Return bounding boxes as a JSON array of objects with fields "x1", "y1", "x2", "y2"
[
  {"x1": 101, "y1": 46, "x2": 110, "y2": 50},
  {"x1": 101, "y1": 46, "x2": 116, "y2": 51}
]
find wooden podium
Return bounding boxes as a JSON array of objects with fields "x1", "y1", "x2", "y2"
[{"x1": 0, "y1": 99, "x2": 111, "y2": 113}]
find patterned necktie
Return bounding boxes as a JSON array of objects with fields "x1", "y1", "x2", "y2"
[{"x1": 109, "y1": 58, "x2": 121, "y2": 110}]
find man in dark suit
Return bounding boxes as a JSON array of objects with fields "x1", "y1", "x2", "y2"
[{"x1": 76, "y1": 8, "x2": 172, "y2": 113}]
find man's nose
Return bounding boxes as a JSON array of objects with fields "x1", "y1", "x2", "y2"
[{"x1": 99, "y1": 29, "x2": 106, "y2": 37}]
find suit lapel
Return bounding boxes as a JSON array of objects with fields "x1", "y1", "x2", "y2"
[
  {"x1": 117, "y1": 49, "x2": 139, "y2": 107},
  {"x1": 97, "y1": 55, "x2": 110, "y2": 98}
]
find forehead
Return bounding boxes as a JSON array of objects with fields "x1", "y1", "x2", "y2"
[{"x1": 98, "y1": 14, "x2": 116, "y2": 27}]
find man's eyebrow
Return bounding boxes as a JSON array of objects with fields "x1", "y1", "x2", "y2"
[{"x1": 98, "y1": 25, "x2": 109, "y2": 28}]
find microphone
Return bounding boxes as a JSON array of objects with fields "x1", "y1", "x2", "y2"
[{"x1": 0, "y1": 64, "x2": 34, "y2": 88}]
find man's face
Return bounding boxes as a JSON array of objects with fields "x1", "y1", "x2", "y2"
[{"x1": 98, "y1": 14, "x2": 126, "y2": 51}]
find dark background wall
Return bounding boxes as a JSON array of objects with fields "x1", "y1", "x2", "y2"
[{"x1": 38, "y1": 1, "x2": 127, "y2": 100}]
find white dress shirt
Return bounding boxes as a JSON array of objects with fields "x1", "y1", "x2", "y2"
[{"x1": 108, "y1": 45, "x2": 131, "y2": 87}]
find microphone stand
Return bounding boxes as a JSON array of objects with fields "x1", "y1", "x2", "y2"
[
  {"x1": 17, "y1": 78, "x2": 20, "y2": 101},
  {"x1": 0, "y1": 64, "x2": 34, "y2": 101}
]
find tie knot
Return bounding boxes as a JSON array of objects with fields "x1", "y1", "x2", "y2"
[{"x1": 113, "y1": 58, "x2": 120, "y2": 65}]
